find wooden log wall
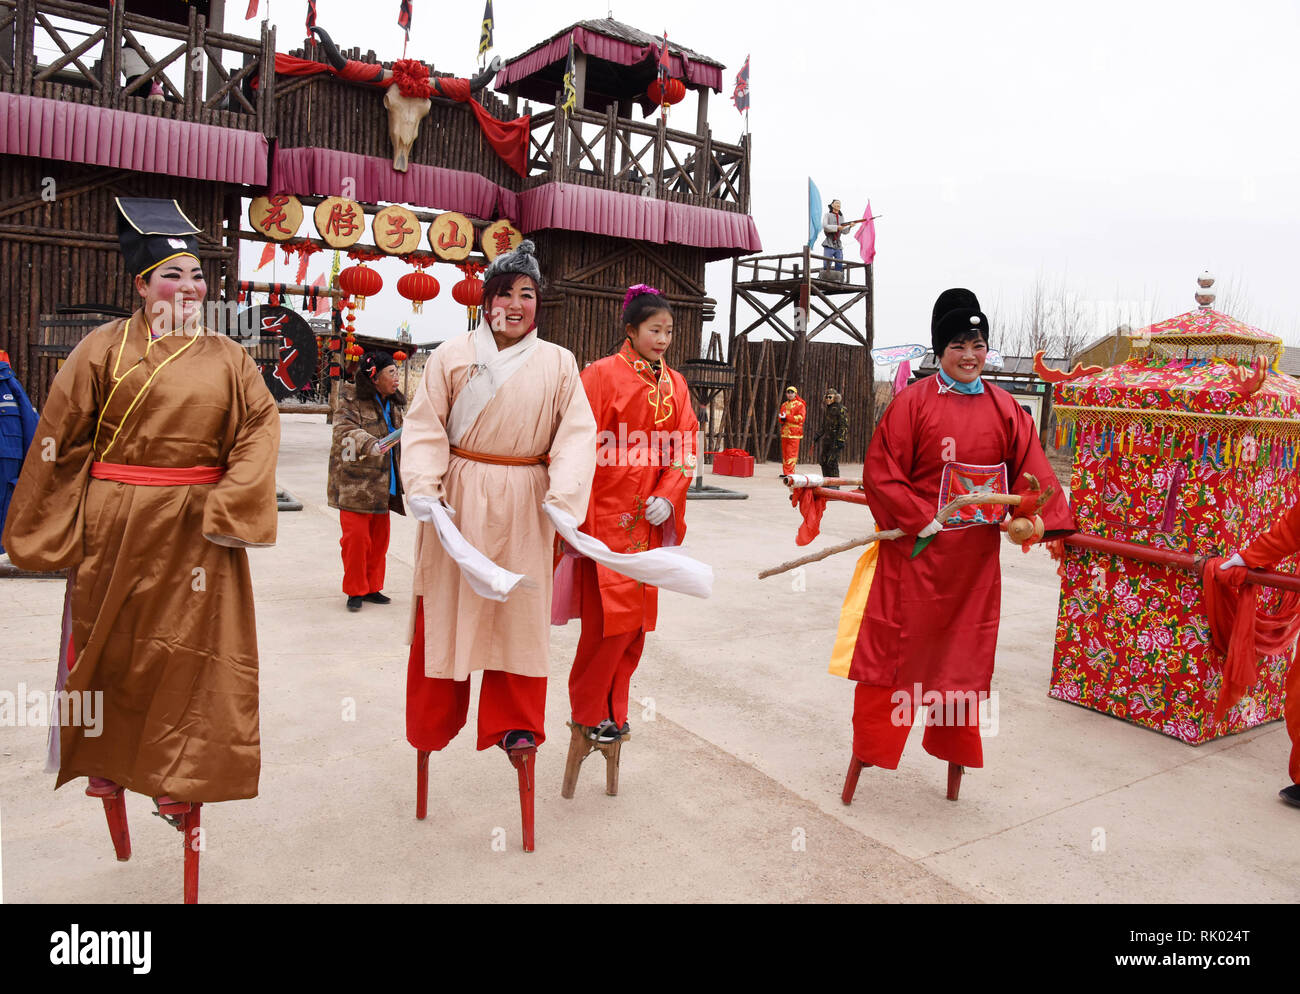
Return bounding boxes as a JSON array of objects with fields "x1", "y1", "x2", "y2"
[
  {"x1": 528, "y1": 230, "x2": 708, "y2": 375},
  {"x1": 274, "y1": 45, "x2": 521, "y2": 192},
  {"x1": 0, "y1": 158, "x2": 240, "y2": 407},
  {"x1": 724, "y1": 337, "x2": 875, "y2": 466}
]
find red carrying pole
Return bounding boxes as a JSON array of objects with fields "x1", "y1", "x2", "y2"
[{"x1": 1063, "y1": 532, "x2": 1300, "y2": 593}]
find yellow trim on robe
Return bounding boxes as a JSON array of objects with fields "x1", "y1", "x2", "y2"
[{"x1": 828, "y1": 542, "x2": 880, "y2": 678}]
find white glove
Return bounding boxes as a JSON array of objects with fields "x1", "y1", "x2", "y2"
[
  {"x1": 1219, "y1": 552, "x2": 1246, "y2": 570},
  {"x1": 409, "y1": 495, "x2": 452, "y2": 523},
  {"x1": 645, "y1": 496, "x2": 673, "y2": 526},
  {"x1": 918, "y1": 518, "x2": 943, "y2": 538}
]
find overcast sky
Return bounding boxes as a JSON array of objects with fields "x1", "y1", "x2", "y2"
[{"x1": 237, "y1": 0, "x2": 1300, "y2": 353}]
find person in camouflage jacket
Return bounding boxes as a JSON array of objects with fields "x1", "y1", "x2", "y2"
[{"x1": 814, "y1": 387, "x2": 849, "y2": 479}]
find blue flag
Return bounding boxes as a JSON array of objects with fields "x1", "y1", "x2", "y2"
[{"x1": 807, "y1": 178, "x2": 822, "y2": 250}]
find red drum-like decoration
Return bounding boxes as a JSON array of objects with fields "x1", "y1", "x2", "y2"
[
  {"x1": 397, "y1": 271, "x2": 440, "y2": 313},
  {"x1": 338, "y1": 264, "x2": 383, "y2": 309},
  {"x1": 647, "y1": 77, "x2": 686, "y2": 107}
]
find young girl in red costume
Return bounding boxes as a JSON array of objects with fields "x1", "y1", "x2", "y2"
[{"x1": 558, "y1": 285, "x2": 700, "y2": 749}]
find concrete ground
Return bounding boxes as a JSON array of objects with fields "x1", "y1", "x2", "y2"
[{"x1": 1, "y1": 414, "x2": 1296, "y2": 903}]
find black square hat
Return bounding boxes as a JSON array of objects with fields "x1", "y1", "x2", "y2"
[{"x1": 115, "y1": 197, "x2": 202, "y2": 278}]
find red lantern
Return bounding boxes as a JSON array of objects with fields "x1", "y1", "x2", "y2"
[
  {"x1": 647, "y1": 77, "x2": 686, "y2": 108},
  {"x1": 397, "y1": 271, "x2": 440, "y2": 314},
  {"x1": 345, "y1": 343, "x2": 364, "y2": 358},
  {"x1": 393, "y1": 350, "x2": 409, "y2": 362},
  {"x1": 453, "y1": 265, "x2": 484, "y2": 328},
  {"x1": 327, "y1": 338, "x2": 341, "y2": 351},
  {"x1": 338, "y1": 264, "x2": 383, "y2": 309}
]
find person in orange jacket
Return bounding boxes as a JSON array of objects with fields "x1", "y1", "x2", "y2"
[
  {"x1": 1221, "y1": 512, "x2": 1300, "y2": 809},
  {"x1": 778, "y1": 386, "x2": 807, "y2": 475}
]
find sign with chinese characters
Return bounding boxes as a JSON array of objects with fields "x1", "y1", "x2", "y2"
[
  {"x1": 427, "y1": 211, "x2": 474, "y2": 262},
  {"x1": 481, "y1": 219, "x2": 523, "y2": 262},
  {"x1": 244, "y1": 305, "x2": 318, "y2": 400},
  {"x1": 313, "y1": 197, "x2": 365, "y2": 249},
  {"x1": 373, "y1": 205, "x2": 421, "y2": 255},
  {"x1": 248, "y1": 195, "x2": 303, "y2": 241}
]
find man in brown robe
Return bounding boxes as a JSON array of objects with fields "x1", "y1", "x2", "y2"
[{"x1": 2, "y1": 198, "x2": 280, "y2": 805}]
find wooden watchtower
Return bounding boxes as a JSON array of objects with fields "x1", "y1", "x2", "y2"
[
  {"x1": 724, "y1": 246, "x2": 875, "y2": 465},
  {"x1": 494, "y1": 18, "x2": 759, "y2": 370}
]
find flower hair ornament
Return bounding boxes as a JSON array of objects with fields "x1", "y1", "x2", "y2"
[{"x1": 623, "y1": 283, "x2": 661, "y2": 309}]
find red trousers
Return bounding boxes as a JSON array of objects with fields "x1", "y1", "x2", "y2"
[
  {"x1": 340, "y1": 509, "x2": 389, "y2": 597},
  {"x1": 405, "y1": 597, "x2": 547, "y2": 752},
  {"x1": 1287, "y1": 653, "x2": 1300, "y2": 784},
  {"x1": 851, "y1": 683, "x2": 984, "y2": 769},
  {"x1": 780, "y1": 436, "x2": 801, "y2": 474},
  {"x1": 569, "y1": 559, "x2": 646, "y2": 727}
]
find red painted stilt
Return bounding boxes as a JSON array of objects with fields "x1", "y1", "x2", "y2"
[
  {"x1": 86, "y1": 781, "x2": 131, "y2": 861},
  {"x1": 181, "y1": 803, "x2": 201, "y2": 904},
  {"x1": 507, "y1": 748, "x2": 536, "y2": 853},
  {"x1": 946, "y1": 763, "x2": 963, "y2": 801},
  {"x1": 415, "y1": 749, "x2": 430, "y2": 820},
  {"x1": 841, "y1": 755, "x2": 867, "y2": 805}
]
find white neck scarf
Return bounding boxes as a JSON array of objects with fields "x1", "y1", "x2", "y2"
[{"x1": 446, "y1": 322, "x2": 540, "y2": 447}]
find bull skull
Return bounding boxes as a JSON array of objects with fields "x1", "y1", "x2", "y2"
[{"x1": 313, "y1": 26, "x2": 501, "y2": 173}]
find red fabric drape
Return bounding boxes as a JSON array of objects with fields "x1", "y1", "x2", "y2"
[
  {"x1": 266, "y1": 55, "x2": 530, "y2": 177},
  {"x1": 790, "y1": 487, "x2": 827, "y2": 546},
  {"x1": 1202, "y1": 557, "x2": 1300, "y2": 724}
]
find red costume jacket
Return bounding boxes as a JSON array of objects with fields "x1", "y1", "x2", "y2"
[
  {"x1": 779, "y1": 396, "x2": 807, "y2": 439},
  {"x1": 851, "y1": 375, "x2": 1074, "y2": 692},
  {"x1": 577, "y1": 343, "x2": 700, "y2": 636}
]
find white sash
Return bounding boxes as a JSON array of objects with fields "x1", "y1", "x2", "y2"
[
  {"x1": 544, "y1": 504, "x2": 713, "y2": 599},
  {"x1": 446, "y1": 323, "x2": 539, "y2": 447}
]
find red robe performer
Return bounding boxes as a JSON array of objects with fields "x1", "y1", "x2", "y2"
[
  {"x1": 1220, "y1": 512, "x2": 1300, "y2": 808},
  {"x1": 835, "y1": 289, "x2": 1074, "y2": 802},
  {"x1": 779, "y1": 387, "x2": 806, "y2": 474},
  {"x1": 562, "y1": 285, "x2": 699, "y2": 744}
]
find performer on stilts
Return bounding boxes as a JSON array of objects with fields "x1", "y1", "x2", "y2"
[
  {"x1": 401, "y1": 240, "x2": 597, "y2": 851},
  {"x1": 1219, "y1": 518, "x2": 1300, "y2": 809},
  {"x1": 835, "y1": 288, "x2": 1073, "y2": 802},
  {"x1": 1, "y1": 198, "x2": 281, "y2": 902},
  {"x1": 778, "y1": 386, "x2": 807, "y2": 475},
  {"x1": 554, "y1": 285, "x2": 699, "y2": 793}
]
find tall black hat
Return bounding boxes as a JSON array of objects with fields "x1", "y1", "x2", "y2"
[
  {"x1": 115, "y1": 197, "x2": 201, "y2": 279},
  {"x1": 933, "y1": 308, "x2": 990, "y2": 358},
  {"x1": 931, "y1": 287, "x2": 983, "y2": 356}
]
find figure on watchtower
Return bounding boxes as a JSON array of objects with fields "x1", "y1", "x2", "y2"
[{"x1": 822, "y1": 199, "x2": 855, "y2": 273}]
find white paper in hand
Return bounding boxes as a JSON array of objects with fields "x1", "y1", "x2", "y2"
[
  {"x1": 425, "y1": 501, "x2": 526, "y2": 601},
  {"x1": 543, "y1": 503, "x2": 713, "y2": 598}
]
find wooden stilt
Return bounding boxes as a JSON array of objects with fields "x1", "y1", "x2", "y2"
[
  {"x1": 561, "y1": 721, "x2": 629, "y2": 798},
  {"x1": 181, "y1": 803, "x2": 201, "y2": 904},
  {"x1": 415, "y1": 749, "x2": 430, "y2": 820},
  {"x1": 841, "y1": 755, "x2": 866, "y2": 805},
  {"x1": 507, "y1": 748, "x2": 536, "y2": 853},
  {"x1": 946, "y1": 762, "x2": 963, "y2": 801},
  {"x1": 99, "y1": 790, "x2": 132, "y2": 861}
]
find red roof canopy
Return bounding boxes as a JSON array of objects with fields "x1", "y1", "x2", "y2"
[{"x1": 496, "y1": 18, "x2": 724, "y2": 115}]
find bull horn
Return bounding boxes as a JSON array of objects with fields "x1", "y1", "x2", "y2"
[
  {"x1": 469, "y1": 55, "x2": 502, "y2": 92},
  {"x1": 310, "y1": 26, "x2": 347, "y2": 72}
]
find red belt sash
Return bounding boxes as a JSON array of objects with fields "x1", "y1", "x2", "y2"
[{"x1": 90, "y1": 462, "x2": 226, "y2": 486}]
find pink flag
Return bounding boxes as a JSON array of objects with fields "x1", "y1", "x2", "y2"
[
  {"x1": 855, "y1": 200, "x2": 876, "y2": 265},
  {"x1": 310, "y1": 274, "x2": 330, "y2": 315},
  {"x1": 255, "y1": 241, "x2": 275, "y2": 272},
  {"x1": 245, "y1": 0, "x2": 259, "y2": 19},
  {"x1": 892, "y1": 360, "x2": 910, "y2": 395}
]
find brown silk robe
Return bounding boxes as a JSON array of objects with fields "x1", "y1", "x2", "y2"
[
  {"x1": 1, "y1": 314, "x2": 280, "y2": 802},
  {"x1": 401, "y1": 331, "x2": 596, "y2": 680}
]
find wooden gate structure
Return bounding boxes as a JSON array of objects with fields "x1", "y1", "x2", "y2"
[
  {"x1": 723, "y1": 247, "x2": 875, "y2": 464},
  {"x1": 0, "y1": 6, "x2": 759, "y2": 404}
]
